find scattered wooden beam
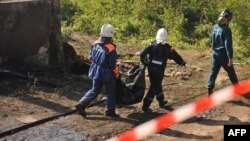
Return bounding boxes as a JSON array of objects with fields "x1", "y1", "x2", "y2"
[{"x1": 233, "y1": 62, "x2": 249, "y2": 65}]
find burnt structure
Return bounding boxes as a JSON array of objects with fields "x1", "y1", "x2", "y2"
[{"x1": 0, "y1": 0, "x2": 63, "y2": 65}]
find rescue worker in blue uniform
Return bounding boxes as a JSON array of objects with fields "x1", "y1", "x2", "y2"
[
  {"x1": 140, "y1": 28, "x2": 186, "y2": 112},
  {"x1": 207, "y1": 9, "x2": 238, "y2": 95},
  {"x1": 75, "y1": 24, "x2": 119, "y2": 117}
]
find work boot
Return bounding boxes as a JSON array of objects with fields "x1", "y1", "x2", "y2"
[
  {"x1": 142, "y1": 107, "x2": 152, "y2": 113},
  {"x1": 105, "y1": 111, "x2": 120, "y2": 118},
  {"x1": 75, "y1": 104, "x2": 86, "y2": 117},
  {"x1": 159, "y1": 100, "x2": 168, "y2": 108},
  {"x1": 142, "y1": 104, "x2": 152, "y2": 113},
  {"x1": 208, "y1": 89, "x2": 213, "y2": 96}
]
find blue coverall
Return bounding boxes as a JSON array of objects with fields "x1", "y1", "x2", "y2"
[
  {"x1": 208, "y1": 24, "x2": 238, "y2": 93},
  {"x1": 78, "y1": 40, "x2": 118, "y2": 114}
]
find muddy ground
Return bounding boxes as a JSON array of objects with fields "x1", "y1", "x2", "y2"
[{"x1": 0, "y1": 33, "x2": 249, "y2": 141}]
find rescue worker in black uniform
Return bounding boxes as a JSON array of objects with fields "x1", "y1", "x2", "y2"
[{"x1": 140, "y1": 28, "x2": 186, "y2": 112}]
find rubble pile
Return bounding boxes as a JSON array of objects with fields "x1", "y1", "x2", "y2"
[{"x1": 63, "y1": 42, "x2": 90, "y2": 75}]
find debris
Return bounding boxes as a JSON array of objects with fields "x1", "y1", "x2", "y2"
[
  {"x1": 162, "y1": 82, "x2": 179, "y2": 86},
  {"x1": 16, "y1": 116, "x2": 38, "y2": 124},
  {"x1": 196, "y1": 106, "x2": 225, "y2": 121},
  {"x1": 186, "y1": 64, "x2": 203, "y2": 71},
  {"x1": 63, "y1": 41, "x2": 90, "y2": 75},
  {"x1": 0, "y1": 69, "x2": 61, "y2": 87},
  {"x1": 233, "y1": 62, "x2": 250, "y2": 65},
  {"x1": 69, "y1": 61, "x2": 90, "y2": 75},
  {"x1": 164, "y1": 70, "x2": 192, "y2": 80}
]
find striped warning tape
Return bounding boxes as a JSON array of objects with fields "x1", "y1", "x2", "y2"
[{"x1": 106, "y1": 79, "x2": 250, "y2": 141}]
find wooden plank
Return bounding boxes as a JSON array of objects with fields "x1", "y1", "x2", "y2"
[{"x1": 16, "y1": 116, "x2": 38, "y2": 124}]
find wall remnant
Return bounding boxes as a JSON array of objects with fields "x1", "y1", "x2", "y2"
[{"x1": 0, "y1": 0, "x2": 63, "y2": 66}]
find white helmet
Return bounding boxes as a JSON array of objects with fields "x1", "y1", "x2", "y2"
[
  {"x1": 156, "y1": 28, "x2": 168, "y2": 44},
  {"x1": 100, "y1": 24, "x2": 114, "y2": 37}
]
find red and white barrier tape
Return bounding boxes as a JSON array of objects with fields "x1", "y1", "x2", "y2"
[{"x1": 106, "y1": 79, "x2": 250, "y2": 141}]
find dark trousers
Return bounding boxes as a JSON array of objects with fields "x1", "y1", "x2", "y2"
[
  {"x1": 208, "y1": 52, "x2": 238, "y2": 91},
  {"x1": 78, "y1": 78, "x2": 116, "y2": 113},
  {"x1": 143, "y1": 67, "x2": 164, "y2": 108}
]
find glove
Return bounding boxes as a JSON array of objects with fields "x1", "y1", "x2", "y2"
[
  {"x1": 141, "y1": 56, "x2": 150, "y2": 66},
  {"x1": 113, "y1": 67, "x2": 119, "y2": 75},
  {"x1": 142, "y1": 59, "x2": 151, "y2": 66}
]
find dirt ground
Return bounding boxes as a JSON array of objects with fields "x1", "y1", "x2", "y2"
[{"x1": 0, "y1": 34, "x2": 249, "y2": 141}]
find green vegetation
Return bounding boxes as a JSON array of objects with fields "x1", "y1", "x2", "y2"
[{"x1": 61, "y1": 0, "x2": 250, "y2": 58}]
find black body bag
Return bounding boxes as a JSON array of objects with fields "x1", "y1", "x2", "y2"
[{"x1": 116, "y1": 65, "x2": 146, "y2": 105}]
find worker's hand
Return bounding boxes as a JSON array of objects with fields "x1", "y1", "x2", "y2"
[
  {"x1": 228, "y1": 59, "x2": 233, "y2": 66},
  {"x1": 113, "y1": 67, "x2": 119, "y2": 76}
]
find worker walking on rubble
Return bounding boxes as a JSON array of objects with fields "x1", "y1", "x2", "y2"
[
  {"x1": 140, "y1": 28, "x2": 186, "y2": 112},
  {"x1": 75, "y1": 24, "x2": 119, "y2": 118},
  {"x1": 207, "y1": 9, "x2": 238, "y2": 95}
]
